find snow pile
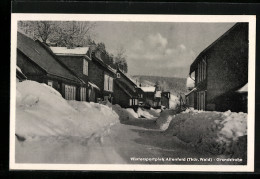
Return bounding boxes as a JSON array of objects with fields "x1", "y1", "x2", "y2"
[
  {"x1": 169, "y1": 94, "x2": 179, "y2": 109},
  {"x1": 164, "y1": 109, "x2": 247, "y2": 157},
  {"x1": 16, "y1": 80, "x2": 119, "y2": 140},
  {"x1": 156, "y1": 109, "x2": 178, "y2": 130},
  {"x1": 137, "y1": 108, "x2": 158, "y2": 119},
  {"x1": 111, "y1": 104, "x2": 139, "y2": 121}
]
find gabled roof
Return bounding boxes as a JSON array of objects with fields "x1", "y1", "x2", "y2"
[
  {"x1": 50, "y1": 47, "x2": 89, "y2": 56},
  {"x1": 115, "y1": 80, "x2": 133, "y2": 97},
  {"x1": 189, "y1": 23, "x2": 247, "y2": 74},
  {"x1": 17, "y1": 32, "x2": 84, "y2": 84},
  {"x1": 91, "y1": 53, "x2": 116, "y2": 75},
  {"x1": 117, "y1": 69, "x2": 137, "y2": 87}
]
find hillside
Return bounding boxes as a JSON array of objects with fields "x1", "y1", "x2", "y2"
[{"x1": 132, "y1": 75, "x2": 187, "y2": 95}]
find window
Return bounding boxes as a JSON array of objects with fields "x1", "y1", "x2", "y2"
[
  {"x1": 83, "y1": 59, "x2": 88, "y2": 75},
  {"x1": 134, "y1": 99, "x2": 138, "y2": 105},
  {"x1": 197, "y1": 58, "x2": 207, "y2": 83},
  {"x1": 47, "y1": 80, "x2": 53, "y2": 87},
  {"x1": 104, "y1": 74, "x2": 113, "y2": 92},
  {"x1": 65, "y1": 85, "x2": 76, "y2": 100},
  {"x1": 80, "y1": 87, "x2": 86, "y2": 101},
  {"x1": 117, "y1": 73, "x2": 121, "y2": 78},
  {"x1": 129, "y1": 99, "x2": 132, "y2": 106}
]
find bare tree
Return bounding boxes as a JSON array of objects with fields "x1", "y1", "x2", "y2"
[
  {"x1": 18, "y1": 21, "x2": 95, "y2": 47},
  {"x1": 114, "y1": 47, "x2": 128, "y2": 73}
]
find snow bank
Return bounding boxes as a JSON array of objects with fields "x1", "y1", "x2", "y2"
[
  {"x1": 137, "y1": 108, "x2": 159, "y2": 119},
  {"x1": 169, "y1": 94, "x2": 179, "y2": 109},
  {"x1": 163, "y1": 109, "x2": 247, "y2": 158},
  {"x1": 16, "y1": 80, "x2": 119, "y2": 140},
  {"x1": 156, "y1": 109, "x2": 178, "y2": 130},
  {"x1": 111, "y1": 104, "x2": 138, "y2": 121}
]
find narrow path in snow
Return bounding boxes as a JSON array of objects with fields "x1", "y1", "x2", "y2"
[{"x1": 84, "y1": 118, "x2": 230, "y2": 165}]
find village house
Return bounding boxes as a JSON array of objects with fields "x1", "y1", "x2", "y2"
[
  {"x1": 186, "y1": 23, "x2": 248, "y2": 112},
  {"x1": 113, "y1": 69, "x2": 140, "y2": 110},
  {"x1": 140, "y1": 85, "x2": 162, "y2": 109},
  {"x1": 16, "y1": 32, "x2": 87, "y2": 101},
  {"x1": 50, "y1": 47, "x2": 100, "y2": 102},
  {"x1": 161, "y1": 91, "x2": 171, "y2": 109},
  {"x1": 88, "y1": 47, "x2": 117, "y2": 103}
]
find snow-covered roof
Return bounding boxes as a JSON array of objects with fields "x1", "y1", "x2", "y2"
[
  {"x1": 88, "y1": 81, "x2": 100, "y2": 90},
  {"x1": 16, "y1": 66, "x2": 22, "y2": 73},
  {"x1": 141, "y1": 86, "x2": 155, "y2": 92},
  {"x1": 185, "y1": 88, "x2": 197, "y2": 96},
  {"x1": 50, "y1": 47, "x2": 89, "y2": 55},
  {"x1": 236, "y1": 83, "x2": 248, "y2": 93}
]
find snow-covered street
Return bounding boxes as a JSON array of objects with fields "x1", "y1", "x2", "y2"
[{"x1": 16, "y1": 116, "x2": 243, "y2": 165}]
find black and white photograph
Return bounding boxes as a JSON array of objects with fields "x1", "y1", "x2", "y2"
[{"x1": 10, "y1": 14, "x2": 255, "y2": 171}]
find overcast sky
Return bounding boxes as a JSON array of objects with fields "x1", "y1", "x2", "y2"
[{"x1": 93, "y1": 22, "x2": 235, "y2": 78}]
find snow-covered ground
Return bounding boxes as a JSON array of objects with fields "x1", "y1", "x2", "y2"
[
  {"x1": 157, "y1": 108, "x2": 247, "y2": 162},
  {"x1": 16, "y1": 80, "x2": 120, "y2": 140}
]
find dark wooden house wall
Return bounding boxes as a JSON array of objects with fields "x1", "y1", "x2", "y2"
[
  {"x1": 113, "y1": 82, "x2": 130, "y2": 108},
  {"x1": 88, "y1": 61, "x2": 105, "y2": 93},
  {"x1": 206, "y1": 23, "x2": 248, "y2": 110},
  {"x1": 58, "y1": 56, "x2": 89, "y2": 83}
]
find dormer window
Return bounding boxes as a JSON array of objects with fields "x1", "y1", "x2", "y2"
[
  {"x1": 83, "y1": 59, "x2": 88, "y2": 75},
  {"x1": 117, "y1": 73, "x2": 121, "y2": 78}
]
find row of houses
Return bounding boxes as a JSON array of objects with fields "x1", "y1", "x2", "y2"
[
  {"x1": 16, "y1": 32, "x2": 171, "y2": 110},
  {"x1": 185, "y1": 23, "x2": 248, "y2": 113}
]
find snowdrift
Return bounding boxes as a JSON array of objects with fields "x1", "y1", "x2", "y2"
[
  {"x1": 16, "y1": 80, "x2": 119, "y2": 140},
  {"x1": 159, "y1": 108, "x2": 247, "y2": 160}
]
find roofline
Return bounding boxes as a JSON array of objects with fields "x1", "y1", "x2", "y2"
[
  {"x1": 92, "y1": 55, "x2": 116, "y2": 75},
  {"x1": 115, "y1": 80, "x2": 136, "y2": 98},
  {"x1": 17, "y1": 48, "x2": 48, "y2": 74},
  {"x1": 38, "y1": 41, "x2": 86, "y2": 84},
  {"x1": 117, "y1": 69, "x2": 137, "y2": 87},
  {"x1": 189, "y1": 23, "x2": 244, "y2": 74}
]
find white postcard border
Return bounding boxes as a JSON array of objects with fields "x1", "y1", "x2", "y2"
[{"x1": 10, "y1": 14, "x2": 256, "y2": 172}]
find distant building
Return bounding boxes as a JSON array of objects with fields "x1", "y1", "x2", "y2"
[
  {"x1": 186, "y1": 23, "x2": 248, "y2": 112},
  {"x1": 140, "y1": 85, "x2": 165, "y2": 109},
  {"x1": 17, "y1": 32, "x2": 87, "y2": 101},
  {"x1": 161, "y1": 92, "x2": 171, "y2": 109}
]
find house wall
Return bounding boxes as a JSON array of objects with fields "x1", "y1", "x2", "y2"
[
  {"x1": 185, "y1": 92, "x2": 195, "y2": 108},
  {"x1": 88, "y1": 60, "x2": 105, "y2": 94},
  {"x1": 113, "y1": 82, "x2": 130, "y2": 108},
  {"x1": 57, "y1": 56, "x2": 89, "y2": 83},
  {"x1": 206, "y1": 23, "x2": 248, "y2": 110}
]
